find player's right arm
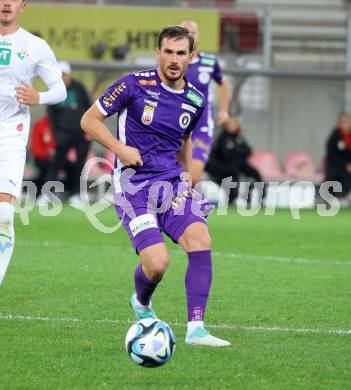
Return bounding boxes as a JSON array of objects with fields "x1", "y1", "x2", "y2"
[
  {"x1": 81, "y1": 104, "x2": 143, "y2": 167},
  {"x1": 81, "y1": 75, "x2": 143, "y2": 167}
]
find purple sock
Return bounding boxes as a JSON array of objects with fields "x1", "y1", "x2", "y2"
[
  {"x1": 185, "y1": 250, "x2": 212, "y2": 322},
  {"x1": 134, "y1": 263, "x2": 159, "y2": 306}
]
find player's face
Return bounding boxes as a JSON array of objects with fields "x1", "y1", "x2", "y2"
[
  {"x1": 180, "y1": 21, "x2": 199, "y2": 50},
  {"x1": 338, "y1": 114, "x2": 351, "y2": 133},
  {"x1": 0, "y1": 0, "x2": 25, "y2": 27},
  {"x1": 157, "y1": 37, "x2": 194, "y2": 84},
  {"x1": 224, "y1": 117, "x2": 240, "y2": 134}
]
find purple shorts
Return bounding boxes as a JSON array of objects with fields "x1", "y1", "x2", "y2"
[
  {"x1": 114, "y1": 177, "x2": 213, "y2": 254},
  {"x1": 192, "y1": 132, "x2": 213, "y2": 164}
]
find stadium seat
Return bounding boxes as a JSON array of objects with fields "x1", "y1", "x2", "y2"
[
  {"x1": 284, "y1": 151, "x2": 323, "y2": 181},
  {"x1": 248, "y1": 150, "x2": 286, "y2": 180}
]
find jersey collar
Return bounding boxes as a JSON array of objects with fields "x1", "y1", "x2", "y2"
[{"x1": 155, "y1": 69, "x2": 186, "y2": 94}]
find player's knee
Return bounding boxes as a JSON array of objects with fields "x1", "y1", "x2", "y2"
[
  {"x1": 192, "y1": 234, "x2": 212, "y2": 251},
  {"x1": 180, "y1": 229, "x2": 212, "y2": 252},
  {"x1": 145, "y1": 253, "x2": 169, "y2": 280}
]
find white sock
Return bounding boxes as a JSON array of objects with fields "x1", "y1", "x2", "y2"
[
  {"x1": 187, "y1": 320, "x2": 204, "y2": 335},
  {"x1": 0, "y1": 202, "x2": 15, "y2": 285}
]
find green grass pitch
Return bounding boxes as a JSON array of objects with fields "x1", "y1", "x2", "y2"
[{"x1": 1, "y1": 206, "x2": 350, "y2": 389}]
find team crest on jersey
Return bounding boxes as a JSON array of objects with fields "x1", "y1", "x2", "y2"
[
  {"x1": 17, "y1": 49, "x2": 29, "y2": 61},
  {"x1": 199, "y1": 72, "x2": 210, "y2": 84},
  {"x1": 179, "y1": 112, "x2": 192, "y2": 129},
  {"x1": 141, "y1": 105, "x2": 155, "y2": 125}
]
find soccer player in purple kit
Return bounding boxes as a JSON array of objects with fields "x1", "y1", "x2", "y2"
[
  {"x1": 81, "y1": 26, "x2": 230, "y2": 347},
  {"x1": 180, "y1": 20, "x2": 230, "y2": 185}
]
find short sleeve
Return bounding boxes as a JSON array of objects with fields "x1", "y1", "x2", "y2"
[
  {"x1": 212, "y1": 57, "x2": 224, "y2": 85},
  {"x1": 95, "y1": 74, "x2": 133, "y2": 117},
  {"x1": 185, "y1": 103, "x2": 205, "y2": 135},
  {"x1": 36, "y1": 40, "x2": 62, "y2": 86}
]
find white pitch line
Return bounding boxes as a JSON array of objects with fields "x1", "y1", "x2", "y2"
[
  {"x1": 211, "y1": 252, "x2": 351, "y2": 267},
  {"x1": 18, "y1": 240, "x2": 351, "y2": 267},
  {"x1": 0, "y1": 314, "x2": 350, "y2": 336}
]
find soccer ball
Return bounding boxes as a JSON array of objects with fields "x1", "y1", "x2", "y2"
[{"x1": 125, "y1": 318, "x2": 176, "y2": 368}]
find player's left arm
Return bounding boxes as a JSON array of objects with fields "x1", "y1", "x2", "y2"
[
  {"x1": 217, "y1": 78, "x2": 229, "y2": 124},
  {"x1": 15, "y1": 41, "x2": 67, "y2": 106},
  {"x1": 213, "y1": 58, "x2": 229, "y2": 124},
  {"x1": 178, "y1": 133, "x2": 193, "y2": 186},
  {"x1": 15, "y1": 79, "x2": 66, "y2": 106}
]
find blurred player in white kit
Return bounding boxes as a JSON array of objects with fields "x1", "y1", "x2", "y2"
[{"x1": 0, "y1": 0, "x2": 66, "y2": 285}]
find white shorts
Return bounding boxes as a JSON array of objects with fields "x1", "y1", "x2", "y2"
[{"x1": 0, "y1": 143, "x2": 26, "y2": 199}]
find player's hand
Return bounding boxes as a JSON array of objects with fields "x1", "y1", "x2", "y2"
[
  {"x1": 15, "y1": 80, "x2": 40, "y2": 106},
  {"x1": 346, "y1": 163, "x2": 351, "y2": 173},
  {"x1": 217, "y1": 111, "x2": 229, "y2": 125},
  {"x1": 117, "y1": 144, "x2": 143, "y2": 167}
]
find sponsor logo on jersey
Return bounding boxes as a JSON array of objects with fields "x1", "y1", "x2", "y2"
[
  {"x1": 139, "y1": 79, "x2": 157, "y2": 86},
  {"x1": 0, "y1": 48, "x2": 11, "y2": 66},
  {"x1": 179, "y1": 112, "x2": 192, "y2": 129},
  {"x1": 201, "y1": 58, "x2": 215, "y2": 66},
  {"x1": 0, "y1": 41, "x2": 12, "y2": 47},
  {"x1": 129, "y1": 214, "x2": 157, "y2": 237},
  {"x1": 200, "y1": 52, "x2": 216, "y2": 59},
  {"x1": 102, "y1": 82, "x2": 127, "y2": 108},
  {"x1": 16, "y1": 123, "x2": 23, "y2": 132},
  {"x1": 144, "y1": 99, "x2": 158, "y2": 108},
  {"x1": 146, "y1": 89, "x2": 160, "y2": 99},
  {"x1": 141, "y1": 105, "x2": 155, "y2": 125},
  {"x1": 134, "y1": 71, "x2": 156, "y2": 77},
  {"x1": 17, "y1": 49, "x2": 29, "y2": 61},
  {"x1": 181, "y1": 103, "x2": 197, "y2": 114},
  {"x1": 186, "y1": 90, "x2": 203, "y2": 107}
]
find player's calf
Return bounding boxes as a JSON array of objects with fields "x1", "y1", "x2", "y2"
[{"x1": 0, "y1": 201, "x2": 15, "y2": 285}]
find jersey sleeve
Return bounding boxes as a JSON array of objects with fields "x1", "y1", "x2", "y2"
[
  {"x1": 185, "y1": 102, "x2": 206, "y2": 135},
  {"x1": 212, "y1": 57, "x2": 224, "y2": 85},
  {"x1": 35, "y1": 40, "x2": 62, "y2": 86},
  {"x1": 95, "y1": 74, "x2": 133, "y2": 117}
]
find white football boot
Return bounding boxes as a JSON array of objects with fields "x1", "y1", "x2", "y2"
[{"x1": 185, "y1": 326, "x2": 231, "y2": 347}]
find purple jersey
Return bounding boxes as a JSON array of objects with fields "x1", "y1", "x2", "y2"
[
  {"x1": 96, "y1": 69, "x2": 205, "y2": 186},
  {"x1": 185, "y1": 52, "x2": 224, "y2": 138}
]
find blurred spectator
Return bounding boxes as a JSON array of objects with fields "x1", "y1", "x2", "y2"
[
  {"x1": 326, "y1": 112, "x2": 351, "y2": 200},
  {"x1": 40, "y1": 61, "x2": 91, "y2": 208},
  {"x1": 205, "y1": 116, "x2": 263, "y2": 203},
  {"x1": 31, "y1": 115, "x2": 75, "y2": 197},
  {"x1": 30, "y1": 115, "x2": 55, "y2": 195}
]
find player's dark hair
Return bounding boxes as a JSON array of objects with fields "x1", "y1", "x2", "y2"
[{"x1": 158, "y1": 25, "x2": 194, "y2": 53}]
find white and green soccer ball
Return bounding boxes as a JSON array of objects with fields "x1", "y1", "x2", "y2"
[{"x1": 125, "y1": 318, "x2": 176, "y2": 368}]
